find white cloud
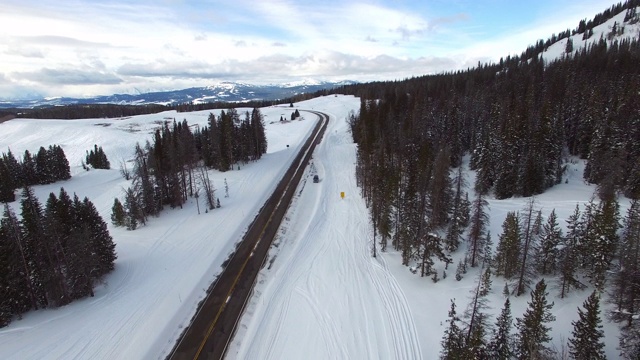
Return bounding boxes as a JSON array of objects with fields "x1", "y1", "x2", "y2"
[
  {"x1": 0, "y1": 0, "x2": 624, "y2": 98},
  {"x1": 14, "y1": 67, "x2": 122, "y2": 85}
]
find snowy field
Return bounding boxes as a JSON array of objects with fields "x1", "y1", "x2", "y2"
[
  {"x1": 227, "y1": 97, "x2": 627, "y2": 359},
  {"x1": 0, "y1": 100, "x2": 322, "y2": 359},
  {"x1": 0, "y1": 94, "x2": 628, "y2": 359}
]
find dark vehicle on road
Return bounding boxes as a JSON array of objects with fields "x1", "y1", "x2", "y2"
[{"x1": 313, "y1": 175, "x2": 319, "y2": 183}]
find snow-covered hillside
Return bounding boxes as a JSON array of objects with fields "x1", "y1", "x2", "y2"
[
  {"x1": 0, "y1": 101, "x2": 321, "y2": 359},
  {"x1": 0, "y1": 95, "x2": 630, "y2": 359},
  {"x1": 542, "y1": 6, "x2": 640, "y2": 63},
  {"x1": 225, "y1": 97, "x2": 629, "y2": 359}
]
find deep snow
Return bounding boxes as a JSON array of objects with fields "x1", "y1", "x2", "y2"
[
  {"x1": 0, "y1": 102, "x2": 321, "y2": 359},
  {"x1": 0, "y1": 94, "x2": 628, "y2": 359}
]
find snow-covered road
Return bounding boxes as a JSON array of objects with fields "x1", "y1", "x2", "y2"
[{"x1": 229, "y1": 100, "x2": 423, "y2": 359}]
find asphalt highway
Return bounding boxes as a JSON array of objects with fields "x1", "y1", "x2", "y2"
[{"x1": 168, "y1": 110, "x2": 329, "y2": 360}]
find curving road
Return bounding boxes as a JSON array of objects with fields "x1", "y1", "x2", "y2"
[{"x1": 167, "y1": 110, "x2": 329, "y2": 360}]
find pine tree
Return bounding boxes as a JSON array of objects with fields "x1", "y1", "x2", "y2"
[
  {"x1": 0, "y1": 158, "x2": 16, "y2": 202},
  {"x1": 21, "y1": 150, "x2": 36, "y2": 186},
  {"x1": 123, "y1": 187, "x2": 141, "y2": 230},
  {"x1": 0, "y1": 204, "x2": 34, "y2": 323},
  {"x1": 479, "y1": 267, "x2": 492, "y2": 297},
  {"x1": 612, "y1": 199, "x2": 640, "y2": 324},
  {"x1": 20, "y1": 186, "x2": 55, "y2": 308},
  {"x1": 558, "y1": 205, "x2": 585, "y2": 298},
  {"x1": 3, "y1": 149, "x2": 22, "y2": 189},
  {"x1": 440, "y1": 299, "x2": 465, "y2": 359},
  {"x1": 488, "y1": 298, "x2": 513, "y2": 360},
  {"x1": 463, "y1": 264, "x2": 492, "y2": 357},
  {"x1": 50, "y1": 145, "x2": 71, "y2": 181},
  {"x1": 494, "y1": 211, "x2": 521, "y2": 279},
  {"x1": 81, "y1": 197, "x2": 116, "y2": 277},
  {"x1": 111, "y1": 198, "x2": 126, "y2": 227},
  {"x1": 86, "y1": 144, "x2": 111, "y2": 170},
  {"x1": 568, "y1": 290, "x2": 606, "y2": 359},
  {"x1": 468, "y1": 193, "x2": 489, "y2": 267},
  {"x1": 535, "y1": 209, "x2": 562, "y2": 275},
  {"x1": 446, "y1": 168, "x2": 470, "y2": 252},
  {"x1": 515, "y1": 200, "x2": 541, "y2": 296},
  {"x1": 35, "y1": 146, "x2": 53, "y2": 184},
  {"x1": 42, "y1": 192, "x2": 72, "y2": 306},
  {"x1": 515, "y1": 279, "x2": 556, "y2": 359},
  {"x1": 587, "y1": 198, "x2": 620, "y2": 290}
]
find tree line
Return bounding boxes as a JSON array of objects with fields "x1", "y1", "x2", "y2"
[
  {"x1": 112, "y1": 109, "x2": 267, "y2": 230},
  {"x1": 0, "y1": 187, "x2": 116, "y2": 327},
  {"x1": 441, "y1": 195, "x2": 640, "y2": 358},
  {"x1": 84, "y1": 144, "x2": 110, "y2": 170},
  {"x1": 441, "y1": 278, "x2": 607, "y2": 359},
  {"x1": 0, "y1": 145, "x2": 71, "y2": 203},
  {"x1": 345, "y1": 4, "x2": 640, "y2": 358},
  {"x1": 348, "y1": 20, "x2": 640, "y2": 271}
]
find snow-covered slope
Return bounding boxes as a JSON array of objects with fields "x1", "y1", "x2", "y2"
[
  {"x1": 228, "y1": 97, "x2": 422, "y2": 359},
  {"x1": 0, "y1": 95, "x2": 630, "y2": 359},
  {"x1": 0, "y1": 103, "x2": 321, "y2": 359},
  {"x1": 227, "y1": 99, "x2": 629, "y2": 359},
  {"x1": 542, "y1": 6, "x2": 640, "y2": 63},
  {"x1": 0, "y1": 81, "x2": 358, "y2": 109}
]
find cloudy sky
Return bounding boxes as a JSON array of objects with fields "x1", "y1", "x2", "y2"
[{"x1": 0, "y1": 0, "x2": 619, "y2": 99}]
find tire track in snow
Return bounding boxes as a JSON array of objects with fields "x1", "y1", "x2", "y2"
[{"x1": 231, "y1": 108, "x2": 422, "y2": 360}]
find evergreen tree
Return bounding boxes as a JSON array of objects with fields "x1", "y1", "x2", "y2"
[
  {"x1": 479, "y1": 266, "x2": 492, "y2": 297},
  {"x1": 515, "y1": 279, "x2": 556, "y2": 359},
  {"x1": 620, "y1": 323, "x2": 640, "y2": 360},
  {"x1": 586, "y1": 198, "x2": 620, "y2": 290},
  {"x1": 467, "y1": 193, "x2": 489, "y2": 267},
  {"x1": 494, "y1": 211, "x2": 521, "y2": 279},
  {"x1": 80, "y1": 197, "x2": 116, "y2": 277},
  {"x1": 440, "y1": 299, "x2": 465, "y2": 359},
  {"x1": 0, "y1": 204, "x2": 34, "y2": 324},
  {"x1": 3, "y1": 149, "x2": 22, "y2": 189},
  {"x1": 535, "y1": 209, "x2": 562, "y2": 275},
  {"x1": 111, "y1": 198, "x2": 126, "y2": 227},
  {"x1": 612, "y1": 199, "x2": 640, "y2": 324},
  {"x1": 568, "y1": 290, "x2": 606, "y2": 359},
  {"x1": 463, "y1": 264, "x2": 492, "y2": 357},
  {"x1": 565, "y1": 37, "x2": 574, "y2": 53},
  {"x1": 558, "y1": 205, "x2": 585, "y2": 298},
  {"x1": 42, "y1": 192, "x2": 72, "y2": 306},
  {"x1": 20, "y1": 186, "x2": 54, "y2": 308},
  {"x1": 85, "y1": 144, "x2": 111, "y2": 169},
  {"x1": 50, "y1": 145, "x2": 71, "y2": 181},
  {"x1": 488, "y1": 298, "x2": 514, "y2": 360},
  {"x1": 35, "y1": 146, "x2": 53, "y2": 184},
  {"x1": 123, "y1": 187, "x2": 141, "y2": 230},
  {"x1": 515, "y1": 200, "x2": 541, "y2": 296},
  {"x1": 0, "y1": 158, "x2": 15, "y2": 202},
  {"x1": 250, "y1": 108, "x2": 268, "y2": 160},
  {"x1": 21, "y1": 150, "x2": 36, "y2": 186},
  {"x1": 446, "y1": 168, "x2": 470, "y2": 252}
]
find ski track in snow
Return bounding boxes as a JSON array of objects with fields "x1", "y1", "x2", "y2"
[
  {"x1": 0, "y1": 104, "x2": 322, "y2": 360},
  {"x1": 0, "y1": 92, "x2": 629, "y2": 359},
  {"x1": 229, "y1": 101, "x2": 422, "y2": 360}
]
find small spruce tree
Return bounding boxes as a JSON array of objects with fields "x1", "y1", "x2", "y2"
[
  {"x1": 568, "y1": 290, "x2": 606, "y2": 359},
  {"x1": 515, "y1": 279, "x2": 556, "y2": 359}
]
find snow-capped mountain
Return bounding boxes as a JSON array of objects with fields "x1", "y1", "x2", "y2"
[{"x1": 0, "y1": 80, "x2": 358, "y2": 109}]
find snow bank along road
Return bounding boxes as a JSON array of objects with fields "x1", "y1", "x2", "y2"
[
  {"x1": 169, "y1": 111, "x2": 329, "y2": 360},
  {"x1": 228, "y1": 101, "x2": 423, "y2": 359}
]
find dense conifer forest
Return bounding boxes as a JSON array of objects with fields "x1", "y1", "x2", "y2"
[
  {"x1": 0, "y1": 187, "x2": 116, "y2": 327},
  {"x1": 0, "y1": 141, "x2": 115, "y2": 328},
  {"x1": 113, "y1": 108, "x2": 267, "y2": 230},
  {"x1": 0, "y1": 145, "x2": 71, "y2": 203},
  {"x1": 344, "y1": 0, "x2": 640, "y2": 357}
]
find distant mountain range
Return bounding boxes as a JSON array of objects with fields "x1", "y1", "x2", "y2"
[{"x1": 0, "y1": 80, "x2": 357, "y2": 109}]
